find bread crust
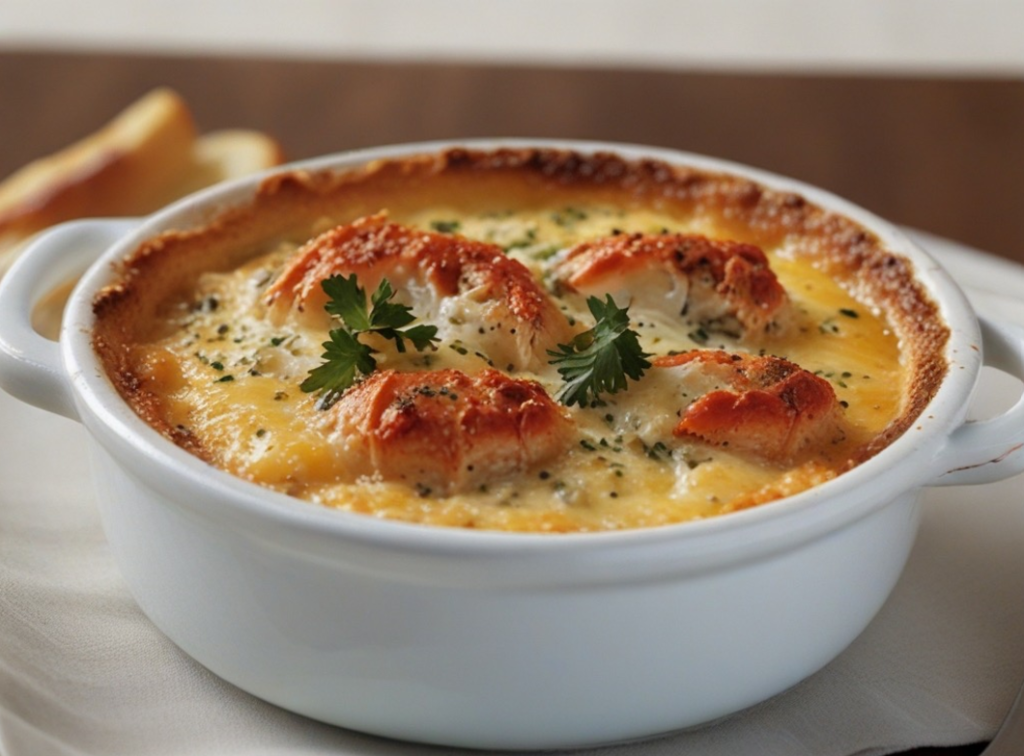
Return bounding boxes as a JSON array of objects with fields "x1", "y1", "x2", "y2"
[{"x1": 0, "y1": 90, "x2": 196, "y2": 249}]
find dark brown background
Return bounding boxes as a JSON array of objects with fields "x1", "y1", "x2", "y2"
[
  {"x1": 2, "y1": 48, "x2": 1018, "y2": 755},
  {"x1": 2, "y1": 49, "x2": 1024, "y2": 269}
]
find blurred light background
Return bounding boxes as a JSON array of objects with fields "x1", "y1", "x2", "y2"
[{"x1": 3, "y1": 0, "x2": 1023, "y2": 74}]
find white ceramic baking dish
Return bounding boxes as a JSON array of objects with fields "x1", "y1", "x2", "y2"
[{"x1": 1, "y1": 140, "x2": 1022, "y2": 750}]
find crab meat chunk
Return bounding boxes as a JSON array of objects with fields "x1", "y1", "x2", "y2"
[
  {"x1": 322, "y1": 368, "x2": 574, "y2": 495},
  {"x1": 265, "y1": 214, "x2": 574, "y2": 370},
  {"x1": 556, "y1": 232, "x2": 791, "y2": 340},
  {"x1": 655, "y1": 350, "x2": 848, "y2": 464}
]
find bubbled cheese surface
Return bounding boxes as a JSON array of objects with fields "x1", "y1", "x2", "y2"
[{"x1": 129, "y1": 201, "x2": 904, "y2": 532}]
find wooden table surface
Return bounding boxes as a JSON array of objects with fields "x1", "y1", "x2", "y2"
[
  {"x1": 2, "y1": 49, "x2": 1020, "y2": 756},
  {"x1": 3, "y1": 49, "x2": 1024, "y2": 266}
]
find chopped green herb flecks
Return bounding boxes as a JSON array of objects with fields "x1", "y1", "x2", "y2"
[
  {"x1": 430, "y1": 220, "x2": 461, "y2": 234},
  {"x1": 531, "y1": 245, "x2": 561, "y2": 261},
  {"x1": 503, "y1": 228, "x2": 538, "y2": 252},
  {"x1": 688, "y1": 327, "x2": 710, "y2": 345},
  {"x1": 819, "y1": 318, "x2": 841, "y2": 335},
  {"x1": 644, "y1": 441, "x2": 672, "y2": 462},
  {"x1": 551, "y1": 206, "x2": 588, "y2": 227}
]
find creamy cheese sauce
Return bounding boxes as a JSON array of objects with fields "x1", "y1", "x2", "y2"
[{"x1": 133, "y1": 203, "x2": 904, "y2": 532}]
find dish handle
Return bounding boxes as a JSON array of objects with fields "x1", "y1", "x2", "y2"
[
  {"x1": 0, "y1": 218, "x2": 139, "y2": 421},
  {"x1": 929, "y1": 316, "x2": 1024, "y2": 486}
]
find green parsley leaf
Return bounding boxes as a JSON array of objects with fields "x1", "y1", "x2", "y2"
[
  {"x1": 300, "y1": 328, "x2": 376, "y2": 398},
  {"x1": 547, "y1": 294, "x2": 652, "y2": 407},
  {"x1": 321, "y1": 274, "x2": 373, "y2": 331},
  {"x1": 301, "y1": 274, "x2": 440, "y2": 402},
  {"x1": 367, "y1": 279, "x2": 421, "y2": 351},
  {"x1": 391, "y1": 323, "x2": 443, "y2": 353}
]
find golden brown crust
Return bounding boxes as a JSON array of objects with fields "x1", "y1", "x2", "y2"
[
  {"x1": 327, "y1": 368, "x2": 574, "y2": 494},
  {"x1": 655, "y1": 351, "x2": 848, "y2": 464}
]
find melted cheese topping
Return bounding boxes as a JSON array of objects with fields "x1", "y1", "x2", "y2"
[{"x1": 131, "y1": 203, "x2": 903, "y2": 532}]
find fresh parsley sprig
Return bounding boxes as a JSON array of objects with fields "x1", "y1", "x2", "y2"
[
  {"x1": 547, "y1": 294, "x2": 651, "y2": 407},
  {"x1": 320, "y1": 276, "x2": 438, "y2": 352},
  {"x1": 301, "y1": 274, "x2": 439, "y2": 404}
]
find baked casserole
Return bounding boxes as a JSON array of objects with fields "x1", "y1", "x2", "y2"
[{"x1": 92, "y1": 148, "x2": 948, "y2": 532}]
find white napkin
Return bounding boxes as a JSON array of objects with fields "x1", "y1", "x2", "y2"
[{"x1": 2, "y1": 232, "x2": 1023, "y2": 756}]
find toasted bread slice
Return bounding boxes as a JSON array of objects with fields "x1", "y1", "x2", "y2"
[
  {"x1": 172, "y1": 128, "x2": 286, "y2": 200},
  {"x1": 1, "y1": 88, "x2": 285, "y2": 277}
]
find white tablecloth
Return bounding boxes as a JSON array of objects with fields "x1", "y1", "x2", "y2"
[{"x1": 1, "y1": 231, "x2": 1022, "y2": 756}]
